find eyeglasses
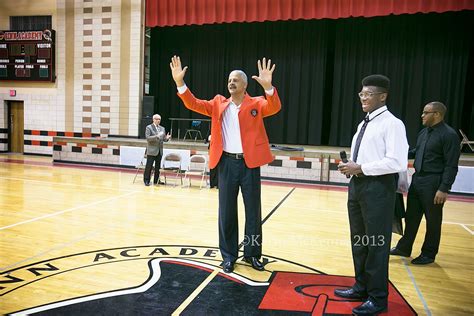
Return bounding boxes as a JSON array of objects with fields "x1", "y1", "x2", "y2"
[
  {"x1": 358, "y1": 92, "x2": 383, "y2": 98},
  {"x1": 422, "y1": 111, "x2": 438, "y2": 115}
]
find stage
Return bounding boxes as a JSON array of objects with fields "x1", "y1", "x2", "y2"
[{"x1": 51, "y1": 136, "x2": 474, "y2": 194}]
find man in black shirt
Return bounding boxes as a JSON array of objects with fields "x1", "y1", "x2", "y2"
[{"x1": 391, "y1": 102, "x2": 460, "y2": 265}]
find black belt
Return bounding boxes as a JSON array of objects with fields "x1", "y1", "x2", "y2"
[
  {"x1": 353, "y1": 173, "x2": 396, "y2": 179},
  {"x1": 416, "y1": 171, "x2": 442, "y2": 176},
  {"x1": 223, "y1": 151, "x2": 244, "y2": 159}
]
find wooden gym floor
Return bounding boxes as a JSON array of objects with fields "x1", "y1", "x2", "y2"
[{"x1": 0, "y1": 153, "x2": 473, "y2": 315}]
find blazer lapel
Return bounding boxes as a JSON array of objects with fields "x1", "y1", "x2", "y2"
[
  {"x1": 218, "y1": 99, "x2": 231, "y2": 121},
  {"x1": 238, "y1": 93, "x2": 252, "y2": 119}
]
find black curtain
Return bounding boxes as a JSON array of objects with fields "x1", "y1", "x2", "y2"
[
  {"x1": 150, "y1": 11, "x2": 474, "y2": 147},
  {"x1": 150, "y1": 20, "x2": 329, "y2": 144},
  {"x1": 330, "y1": 12, "x2": 473, "y2": 146}
]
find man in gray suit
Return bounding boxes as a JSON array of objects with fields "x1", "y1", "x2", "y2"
[{"x1": 144, "y1": 114, "x2": 170, "y2": 186}]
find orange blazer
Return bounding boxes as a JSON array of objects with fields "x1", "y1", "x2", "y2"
[{"x1": 178, "y1": 88, "x2": 282, "y2": 169}]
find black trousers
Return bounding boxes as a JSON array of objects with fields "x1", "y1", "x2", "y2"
[
  {"x1": 396, "y1": 173, "x2": 444, "y2": 259},
  {"x1": 348, "y1": 174, "x2": 396, "y2": 306},
  {"x1": 143, "y1": 153, "x2": 162, "y2": 184},
  {"x1": 218, "y1": 154, "x2": 262, "y2": 263},
  {"x1": 210, "y1": 167, "x2": 218, "y2": 188}
]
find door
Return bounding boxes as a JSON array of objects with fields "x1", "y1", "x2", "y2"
[{"x1": 9, "y1": 101, "x2": 24, "y2": 153}]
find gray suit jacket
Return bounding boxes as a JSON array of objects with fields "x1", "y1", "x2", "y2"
[{"x1": 145, "y1": 123, "x2": 167, "y2": 156}]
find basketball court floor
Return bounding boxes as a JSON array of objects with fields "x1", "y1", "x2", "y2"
[{"x1": 0, "y1": 154, "x2": 473, "y2": 315}]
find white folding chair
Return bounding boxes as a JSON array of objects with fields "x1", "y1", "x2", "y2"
[
  {"x1": 133, "y1": 148, "x2": 147, "y2": 183},
  {"x1": 159, "y1": 153, "x2": 183, "y2": 186},
  {"x1": 183, "y1": 154, "x2": 208, "y2": 189},
  {"x1": 459, "y1": 129, "x2": 474, "y2": 152}
]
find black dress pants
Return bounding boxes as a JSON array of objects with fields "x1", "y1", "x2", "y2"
[
  {"x1": 396, "y1": 173, "x2": 444, "y2": 259},
  {"x1": 218, "y1": 154, "x2": 262, "y2": 263},
  {"x1": 348, "y1": 174, "x2": 396, "y2": 306},
  {"x1": 209, "y1": 167, "x2": 218, "y2": 188},
  {"x1": 144, "y1": 153, "x2": 162, "y2": 184}
]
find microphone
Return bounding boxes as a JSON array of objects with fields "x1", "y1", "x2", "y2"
[{"x1": 339, "y1": 151, "x2": 350, "y2": 178}]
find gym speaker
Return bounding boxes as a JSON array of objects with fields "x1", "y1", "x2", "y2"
[
  {"x1": 142, "y1": 96, "x2": 155, "y2": 117},
  {"x1": 139, "y1": 117, "x2": 153, "y2": 139}
]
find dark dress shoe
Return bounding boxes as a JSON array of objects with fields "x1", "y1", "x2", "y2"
[
  {"x1": 411, "y1": 255, "x2": 434, "y2": 265},
  {"x1": 243, "y1": 257, "x2": 265, "y2": 271},
  {"x1": 144, "y1": 181, "x2": 150, "y2": 186},
  {"x1": 390, "y1": 247, "x2": 410, "y2": 257},
  {"x1": 222, "y1": 261, "x2": 234, "y2": 273},
  {"x1": 352, "y1": 298, "x2": 387, "y2": 315},
  {"x1": 334, "y1": 288, "x2": 367, "y2": 300}
]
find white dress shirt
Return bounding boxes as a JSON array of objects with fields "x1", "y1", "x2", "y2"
[
  {"x1": 221, "y1": 101, "x2": 243, "y2": 153},
  {"x1": 177, "y1": 84, "x2": 274, "y2": 154},
  {"x1": 351, "y1": 105, "x2": 408, "y2": 176}
]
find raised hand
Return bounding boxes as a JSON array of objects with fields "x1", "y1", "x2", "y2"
[
  {"x1": 251, "y1": 57, "x2": 276, "y2": 90},
  {"x1": 169, "y1": 55, "x2": 188, "y2": 87}
]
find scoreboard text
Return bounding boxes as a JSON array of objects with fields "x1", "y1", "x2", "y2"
[{"x1": 0, "y1": 29, "x2": 55, "y2": 82}]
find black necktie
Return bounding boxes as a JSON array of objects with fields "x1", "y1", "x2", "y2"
[
  {"x1": 352, "y1": 116, "x2": 370, "y2": 163},
  {"x1": 414, "y1": 127, "x2": 433, "y2": 172}
]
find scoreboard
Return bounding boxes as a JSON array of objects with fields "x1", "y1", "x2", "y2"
[{"x1": 0, "y1": 29, "x2": 55, "y2": 82}]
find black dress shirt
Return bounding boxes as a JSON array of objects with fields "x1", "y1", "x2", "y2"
[{"x1": 409, "y1": 122, "x2": 461, "y2": 192}]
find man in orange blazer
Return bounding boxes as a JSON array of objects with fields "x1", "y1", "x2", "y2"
[{"x1": 170, "y1": 56, "x2": 281, "y2": 273}]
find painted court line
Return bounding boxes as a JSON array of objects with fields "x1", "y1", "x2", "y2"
[
  {"x1": 402, "y1": 257, "x2": 432, "y2": 316},
  {"x1": 171, "y1": 268, "x2": 220, "y2": 315},
  {"x1": 171, "y1": 188, "x2": 297, "y2": 314},
  {"x1": 0, "y1": 230, "x2": 101, "y2": 272},
  {"x1": 238, "y1": 187, "x2": 296, "y2": 250},
  {"x1": 3, "y1": 156, "x2": 474, "y2": 202},
  {"x1": 460, "y1": 224, "x2": 474, "y2": 235},
  {"x1": 0, "y1": 176, "x2": 139, "y2": 193},
  {"x1": 443, "y1": 220, "x2": 474, "y2": 226},
  {"x1": 0, "y1": 191, "x2": 138, "y2": 231},
  {"x1": 262, "y1": 187, "x2": 296, "y2": 225},
  {"x1": 443, "y1": 221, "x2": 474, "y2": 235}
]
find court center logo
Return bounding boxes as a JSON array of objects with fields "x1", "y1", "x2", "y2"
[{"x1": 1, "y1": 245, "x2": 416, "y2": 315}]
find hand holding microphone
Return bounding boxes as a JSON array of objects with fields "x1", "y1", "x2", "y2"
[
  {"x1": 339, "y1": 151, "x2": 351, "y2": 178},
  {"x1": 339, "y1": 151, "x2": 364, "y2": 177}
]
